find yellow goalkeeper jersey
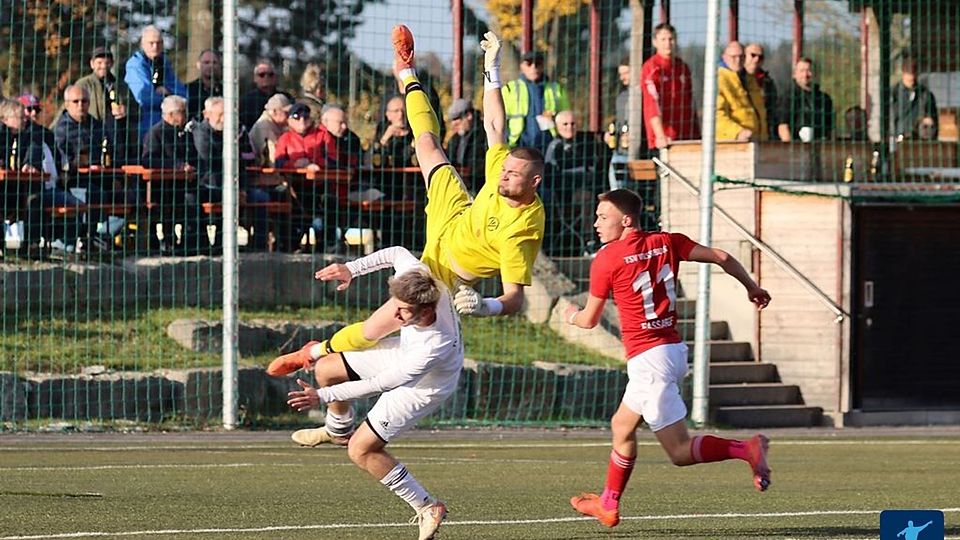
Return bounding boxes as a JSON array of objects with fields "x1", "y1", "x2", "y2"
[{"x1": 442, "y1": 143, "x2": 545, "y2": 286}]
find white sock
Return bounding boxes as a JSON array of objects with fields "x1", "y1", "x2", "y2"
[
  {"x1": 323, "y1": 406, "x2": 355, "y2": 438},
  {"x1": 380, "y1": 463, "x2": 432, "y2": 511},
  {"x1": 308, "y1": 343, "x2": 325, "y2": 360}
]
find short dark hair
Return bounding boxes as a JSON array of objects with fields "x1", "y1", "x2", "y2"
[
  {"x1": 598, "y1": 189, "x2": 644, "y2": 222},
  {"x1": 654, "y1": 23, "x2": 676, "y2": 36},
  {"x1": 796, "y1": 56, "x2": 814, "y2": 68},
  {"x1": 509, "y1": 147, "x2": 545, "y2": 178},
  {"x1": 619, "y1": 53, "x2": 630, "y2": 67}
]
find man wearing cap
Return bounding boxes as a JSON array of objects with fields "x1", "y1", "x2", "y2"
[
  {"x1": 125, "y1": 25, "x2": 187, "y2": 141},
  {"x1": 445, "y1": 97, "x2": 487, "y2": 194},
  {"x1": 76, "y1": 46, "x2": 130, "y2": 126},
  {"x1": 274, "y1": 102, "x2": 326, "y2": 169},
  {"x1": 250, "y1": 93, "x2": 292, "y2": 166},
  {"x1": 17, "y1": 93, "x2": 56, "y2": 157},
  {"x1": 186, "y1": 49, "x2": 222, "y2": 121},
  {"x1": 501, "y1": 50, "x2": 569, "y2": 150}
]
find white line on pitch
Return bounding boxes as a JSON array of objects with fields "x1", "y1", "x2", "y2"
[
  {"x1": 2, "y1": 508, "x2": 958, "y2": 539},
  {"x1": 2, "y1": 439, "x2": 960, "y2": 453}
]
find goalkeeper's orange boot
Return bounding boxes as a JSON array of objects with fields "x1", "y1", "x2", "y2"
[
  {"x1": 746, "y1": 434, "x2": 772, "y2": 492},
  {"x1": 392, "y1": 24, "x2": 415, "y2": 70},
  {"x1": 570, "y1": 492, "x2": 619, "y2": 527},
  {"x1": 266, "y1": 341, "x2": 319, "y2": 377}
]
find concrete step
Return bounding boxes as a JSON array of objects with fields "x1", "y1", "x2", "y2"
[
  {"x1": 712, "y1": 404, "x2": 823, "y2": 428},
  {"x1": 709, "y1": 362, "x2": 779, "y2": 384},
  {"x1": 676, "y1": 319, "x2": 729, "y2": 340},
  {"x1": 686, "y1": 341, "x2": 754, "y2": 362},
  {"x1": 675, "y1": 298, "x2": 696, "y2": 319},
  {"x1": 708, "y1": 383, "x2": 801, "y2": 406}
]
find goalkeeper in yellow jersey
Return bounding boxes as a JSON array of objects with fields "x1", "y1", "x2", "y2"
[{"x1": 267, "y1": 26, "x2": 546, "y2": 443}]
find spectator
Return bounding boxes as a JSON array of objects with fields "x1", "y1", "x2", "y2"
[
  {"x1": 606, "y1": 55, "x2": 633, "y2": 153},
  {"x1": 193, "y1": 96, "x2": 270, "y2": 250},
  {"x1": 607, "y1": 55, "x2": 634, "y2": 190},
  {"x1": 318, "y1": 104, "x2": 363, "y2": 170},
  {"x1": 641, "y1": 23, "x2": 700, "y2": 152},
  {"x1": 543, "y1": 110, "x2": 606, "y2": 256},
  {"x1": 445, "y1": 98, "x2": 487, "y2": 194},
  {"x1": 842, "y1": 106, "x2": 869, "y2": 141},
  {"x1": 125, "y1": 26, "x2": 187, "y2": 141},
  {"x1": 0, "y1": 98, "x2": 43, "y2": 172},
  {"x1": 3, "y1": 98, "x2": 78, "y2": 251},
  {"x1": 299, "y1": 63, "x2": 326, "y2": 123},
  {"x1": 891, "y1": 57, "x2": 938, "y2": 141},
  {"x1": 778, "y1": 57, "x2": 834, "y2": 142},
  {"x1": 502, "y1": 50, "x2": 570, "y2": 150},
  {"x1": 185, "y1": 49, "x2": 222, "y2": 121},
  {"x1": 373, "y1": 96, "x2": 413, "y2": 167},
  {"x1": 716, "y1": 41, "x2": 767, "y2": 142},
  {"x1": 240, "y1": 60, "x2": 292, "y2": 131},
  {"x1": 75, "y1": 46, "x2": 136, "y2": 164},
  {"x1": 53, "y1": 85, "x2": 109, "y2": 168},
  {"x1": 75, "y1": 46, "x2": 131, "y2": 126},
  {"x1": 250, "y1": 93, "x2": 292, "y2": 166},
  {"x1": 141, "y1": 95, "x2": 196, "y2": 170},
  {"x1": 744, "y1": 43, "x2": 778, "y2": 141},
  {"x1": 18, "y1": 93, "x2": 56, "y2": 156},
  {"x1": 274, "y1": 102, "x2": 325, "y2": 169}
]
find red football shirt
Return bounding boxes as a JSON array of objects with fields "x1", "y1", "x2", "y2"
[
  {"x1": 640, "y1": 54, "x2": 701, "y2": 148},
  {"x1": 589, "y1": 230, "x2": 696, "y2": 359}
]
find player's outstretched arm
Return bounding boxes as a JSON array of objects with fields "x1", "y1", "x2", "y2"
[
  {"x1": 688, "y1": 245, "x2": 771, "y2": 309},
  {"x1": 480, "y1": 31, "x2": 506, "y2": 147},
  {"x1": 565, "y1": 294, "x2": 607, "y2": 329}
]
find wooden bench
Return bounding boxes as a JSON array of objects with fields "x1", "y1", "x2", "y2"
[
  {"x1": 201, "y1": 201, "x2": 293, "y2": 215},
  {"x1": 627, "y1": 159, "x2": 658, "y2": 182}
]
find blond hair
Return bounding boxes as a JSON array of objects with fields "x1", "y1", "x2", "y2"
[
  {"x1": 388, "y1": 270, "x2": 440, "y2": 309},
  {"x1": 300, "y1": 63, "x2": 324, "y2": 95}
]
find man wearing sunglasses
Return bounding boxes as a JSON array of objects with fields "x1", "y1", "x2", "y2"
[
  {"x1": 240, "y1": 60, "x2": 293, "y2": 131},
  {"x1": 744, "y1": 43, "x2": 779, "y2": 141}
]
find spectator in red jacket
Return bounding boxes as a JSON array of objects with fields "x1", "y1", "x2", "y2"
[
  {"x1": 640, "y1": 23, "x2": 700, "y2": 151},
  {"x1": 274, "y1": 102, "x2": 326, "y2": 169}
]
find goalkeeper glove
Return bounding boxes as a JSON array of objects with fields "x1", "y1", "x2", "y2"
[
  {"x1": 479, "y1": 31, "x2": 502, "y2": 71},
  {"x1": 453, "y1": 285, "x2": 503, "y2": 317}
]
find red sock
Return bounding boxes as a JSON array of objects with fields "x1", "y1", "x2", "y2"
[
  {"x1": 600, "y1": 449, "x2": 635, "y2": 510},
  {"x1": 691, "y1": 435, "x2": 749, "y2": 463}
]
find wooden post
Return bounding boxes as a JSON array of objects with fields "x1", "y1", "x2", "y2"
[
  {"x1": 522, "y1": 0, "x2": 534, "y2": 54},
  {"x1": 452, "y1": 0, "x2": 463, "y2": 99},
  {"x1": 589, "y1": 0, "x2": 602, "y2": 132}
]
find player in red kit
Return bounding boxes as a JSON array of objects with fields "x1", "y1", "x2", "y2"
[
  {"x1": 641, "y1": 23, "x2": 700, "y2": 150},
  {"x1": 566, "y1": 189, "x2": 772, "y2": 528}
]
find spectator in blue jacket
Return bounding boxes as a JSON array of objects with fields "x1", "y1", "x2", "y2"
[{"x1": 124, "y1": 25, "x2": 186, "y2": 142}]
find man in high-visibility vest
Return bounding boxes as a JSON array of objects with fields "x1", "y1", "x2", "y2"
[{"x1": 502, "y1": 50, "x2": 570, "y2": 150}]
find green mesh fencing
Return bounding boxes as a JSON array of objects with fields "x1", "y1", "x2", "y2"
[{"x1": 1, "y1": 0, "x2": 957, "y2": 431}]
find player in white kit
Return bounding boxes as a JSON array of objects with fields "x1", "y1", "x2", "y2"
[{"x1": 284, "y1": 245, "x2": 461, "y2": 540}]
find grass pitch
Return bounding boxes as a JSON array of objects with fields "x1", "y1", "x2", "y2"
[{"x1": 0, "y1": 430, "x2": 958, "y2": 539}]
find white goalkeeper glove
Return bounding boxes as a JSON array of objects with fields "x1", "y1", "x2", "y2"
[
  {"x1": 479, "y1": 31, "x2": 502, "y2": 72},
  {"x1": 453, "y1": 284, "x2": 503, "y2": 317}
]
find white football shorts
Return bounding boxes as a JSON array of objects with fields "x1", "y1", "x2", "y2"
[
  {"x1": 342, "y1": 338, "x2": 458, "y2": 443},
  {"x1": 621, "y1": 342, "x2": 689, "y2": 432}
]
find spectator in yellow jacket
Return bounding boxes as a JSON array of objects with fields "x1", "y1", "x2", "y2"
[{"x1": 716, "y1": 41, "x2": 767, "y2": 142}]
